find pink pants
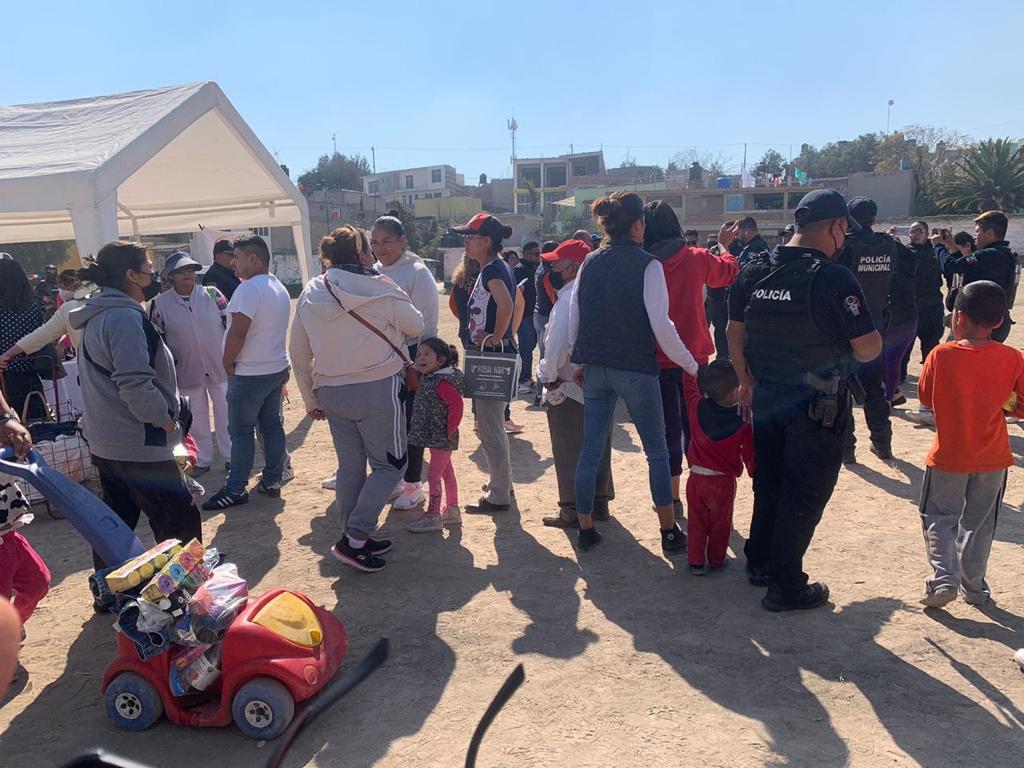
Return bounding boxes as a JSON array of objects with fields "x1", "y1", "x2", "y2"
[
  {"x1": 0, "y1": 533, "x2": 51, "y2": 624},
  {"x1": 427, "y1": 449, "x2": 459, "y2": 513}
]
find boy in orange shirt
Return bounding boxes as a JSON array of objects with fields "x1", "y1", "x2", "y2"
[{"x1": 917, "y1": 280, "x2": 1024, "y2": 608}]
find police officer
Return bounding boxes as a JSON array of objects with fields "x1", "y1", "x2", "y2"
[
  {"x1": 838, "y1": 197, "x2": 899, "y2": 461},
  {"x1": 726, "y1": 189, "x2": 883, "y2": 612},
  {"x1": 934, "y1": 210, "x2": 1018, "y2": 343},
  {"x1": 735, "y1": 216, "x2": 770, "y2": 267}
]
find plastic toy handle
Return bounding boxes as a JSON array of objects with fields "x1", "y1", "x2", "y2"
[{"x1": 0, "y1": 446, "x2": 41, "y2": 476}]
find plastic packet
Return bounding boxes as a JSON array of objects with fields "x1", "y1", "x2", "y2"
[
  {"x1": 168, "y1": 643, "x2": 222, "y2": 696},
  {"x1": 189, "y1": 563, "x2": 248, "y2": 644}
]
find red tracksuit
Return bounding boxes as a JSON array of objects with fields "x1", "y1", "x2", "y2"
[{"x1": 683, "y1": 375, "x2": 754, "y2": 567}]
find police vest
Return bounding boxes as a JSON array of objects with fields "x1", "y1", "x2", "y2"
[
  {"x1": 571, "y1": 241, "x2": 658, "y2": 375},
  {"x1": 743, "y1": 255, "x2": 846, "y2": 386},
  {"x1": 842, "y1": 232, "x2": 896, "y2": 329}
]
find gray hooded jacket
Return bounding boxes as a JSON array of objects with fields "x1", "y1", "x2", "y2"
[{"x1": 69, "y1": 288, "x2": 181, "y2": 462}]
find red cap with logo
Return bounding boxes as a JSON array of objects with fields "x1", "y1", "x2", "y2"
[{"x1": 541, "y1": 239, "x2": 591, "y2": 265}]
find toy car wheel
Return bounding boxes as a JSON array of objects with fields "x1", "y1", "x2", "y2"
[
  {"x1": 231, "y1": 678, "x2": 295, "y2": 740},
  {"x1": 105, "y1": 673, "x2": 164, "y2": 731}
]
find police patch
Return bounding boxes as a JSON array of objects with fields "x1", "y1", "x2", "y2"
[{"x1": 844, "y1": 295, "x2": 861, "y2": 316}]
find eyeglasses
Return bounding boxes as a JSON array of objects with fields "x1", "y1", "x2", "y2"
[{"x1": 909, "y1": 228, "x2": 925, "y2": 235}]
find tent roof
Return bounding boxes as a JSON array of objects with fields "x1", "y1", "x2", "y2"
[{"x1": 0, "y1": 82, "x2": 309, "y2": 247}]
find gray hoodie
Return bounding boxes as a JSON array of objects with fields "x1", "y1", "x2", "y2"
[
  {"x1": 374, "y1": 250, "x2": 439, "y2": 345},
  {"x1": 69, "y1": 288, "x2": 181, "y2": 462}
]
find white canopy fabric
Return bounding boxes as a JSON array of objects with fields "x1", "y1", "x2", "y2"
[{"x1": 0, "y1": 82, "x2": 313, "y2": 281}]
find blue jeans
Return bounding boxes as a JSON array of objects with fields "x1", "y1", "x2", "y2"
[
  {"x1": 226, "y1": 368, "x2": 289, "y2": 492},
  {"x1": 517, "y1": 319, "x2": 538, "y2": 383},
  {"x1": 574, "y1": 365, "x2": 672, "y2": 517}
]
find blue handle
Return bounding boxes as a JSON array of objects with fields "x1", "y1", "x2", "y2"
[{"x1": 0, "y1": 445, "x2": 145, "y2": 566}]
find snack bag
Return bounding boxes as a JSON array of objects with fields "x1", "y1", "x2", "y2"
[
  {"x1": 169, "y1": 643, "x2": 222, "y2": 696},
  {"x1": 141, "y1": 538, "x2": 208, "y2": 602},
  {"x1": 105, "y1": 540, "x2": 182, "y2": 593},
  {"x1": 189, "y1": 564, "x2": 248, "y2": 644}
]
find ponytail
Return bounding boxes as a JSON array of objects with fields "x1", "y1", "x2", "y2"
[{"x1": 419, "y1": 336, "x2": 459, "y2": 368}]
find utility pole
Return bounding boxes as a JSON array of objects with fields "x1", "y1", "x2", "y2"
[
  {"x1": 332, "y1": 133, "x2": 337, "y2": 155},
  {"x1": 570, "y1": 143, "x2": 574, "y2": 156},
  {"x1": 371, "y1": 146, "x2": 376, "y2": 173},
  {"x1": 507, "y1": 116, "x2": 518, "y2": 167},
  {"x1": 886, "y1": 99, "x2": 895, "y2": 134}
]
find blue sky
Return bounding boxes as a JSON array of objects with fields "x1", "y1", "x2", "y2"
[{"x1": 6, "y1": 0, "x2": 1023, "y2": 183}]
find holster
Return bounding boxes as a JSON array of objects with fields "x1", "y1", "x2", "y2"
[{"x1": 803, "y1": 372, "x2": 846, "y2": 428}]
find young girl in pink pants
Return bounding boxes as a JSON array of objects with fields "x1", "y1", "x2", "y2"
[
  {"x1": 0, "y1": 479, "x2": 50, "y2": 626},
  {"x1": 407, "y1": 338, "x2": 465, "y2": 532}
]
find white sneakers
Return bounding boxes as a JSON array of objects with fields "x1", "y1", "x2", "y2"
[
  {"x1": 321, "y1": 475, "x2": 336, "y2": 490},
  {"x1": 393, "y1": 481, "x2": 426, "y2": 510},
  {"x1": 905, "y1": 407, "x2": 936, "y2": 426}
]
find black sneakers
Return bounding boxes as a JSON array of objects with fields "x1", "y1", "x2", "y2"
[
  {"x1": 761, "y1": 581, "x2": 831, "y2": 612},
  {"x1": 331, "y1": 537, "x2": 392, "y2": 573},
  {"x1": 661, "y1": 525, "x2": 686, "y2": 556},
  {"x1": 466, "y1": 497, "x2": 511, "y2": 514},
  {"x1": 201, "y1": 488, "x2": 249, "y2": 511},
  {"x1": 255, "y1": 480, "x2": 281, "y2": 498},
  {"x1": 870, "y1": 442, "x2": 894, "y2": 461},
  {"x1": 577, "y1": 527, "x2": 603, "y2": 551}
]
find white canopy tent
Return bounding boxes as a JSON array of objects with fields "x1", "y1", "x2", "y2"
[{"x1": 0, "y1": 82, "x2": 314, "y2": 282}]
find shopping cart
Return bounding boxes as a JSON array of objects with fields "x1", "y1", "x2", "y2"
[{"x1": 0, "y1": 352, "x2": 101, "y2": 516}]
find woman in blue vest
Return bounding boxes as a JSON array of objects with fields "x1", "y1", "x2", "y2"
[{"x1": 569, "y1": 192, "x2": 699, "y2": 552}]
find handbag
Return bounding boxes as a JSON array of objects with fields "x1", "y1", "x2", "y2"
[
  {"x1": 321, "y1": 275, "x2": 420, "y2": 392},
  {"x1": 463, "y1": 337, "x2": 521, "y2": 402},
  {"x1": 30, "y1": 343, "x2": 67, "y2": 380}
]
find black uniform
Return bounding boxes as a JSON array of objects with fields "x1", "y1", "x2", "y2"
[
  {"x1": 706, "y1": 240, "x2": 742, "y2": 359},
  {"x1": 202, "y1": 261, "x2": 241, "y2": 301},
  {"x1": 901, "y1": 241, "x2": 944, "y2": 378},
  {"x1": 938, "y1": 240, "x2": 1017, "y2": 343},
  {"x1": 728, "y1": 245, "x2": 876, "y2": 601},
  {"x1": 838, "y1": 228, "x2": 899, "y2": 452}
]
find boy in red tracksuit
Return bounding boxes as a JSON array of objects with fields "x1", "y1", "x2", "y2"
[{"x1": 683, "y1": 360, "x2": 754, "y2": 575}]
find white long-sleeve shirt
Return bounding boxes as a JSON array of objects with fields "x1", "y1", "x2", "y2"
[
  {"x1": 568, "y1": 258, "x2": 699, "y2": 376},
  {"x1": 537, "y1": 283, "x2": 584, "y2": 404}
]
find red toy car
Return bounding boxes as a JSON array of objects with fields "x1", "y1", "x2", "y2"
[{"x1": 102, "y1": 588, "x2": 347, "y2": 740}]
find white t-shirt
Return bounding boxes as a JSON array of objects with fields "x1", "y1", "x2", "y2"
[{"x1": 225, "y1": 273, "x2": 291, "y2": 376}]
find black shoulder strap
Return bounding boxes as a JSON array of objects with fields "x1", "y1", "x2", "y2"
[{"x1": 81, "y1": 313, "x2": 161, "y2": 379}]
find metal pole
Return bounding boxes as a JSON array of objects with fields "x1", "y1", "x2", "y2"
[
  {"x1": 371, "y1": 146, "x2": 376, "y2": 173},
  {"x1": 332, "y1": 133, "x2": 336, "y2": 155},
  {"x1": 886, "y1": 100, "x2": 894, "y2": 134}
]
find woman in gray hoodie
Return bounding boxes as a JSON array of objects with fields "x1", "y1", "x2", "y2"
[
  {"x1": 290, "y1": 226, "x2": 424, "y2": 573},
  {"x1": 70, "y1": 242, "x2": 202, "y2": 569}
]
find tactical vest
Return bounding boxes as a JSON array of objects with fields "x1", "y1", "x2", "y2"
[
  {"x1": 842, "y1": 232, "x2": 896, "y2": 330},
  {"x1": 571, "y1": 241, "x2": 658, "y2": 375},
  {"x1": 743, "y1": 255, "x2": 846, "y2": 386}
]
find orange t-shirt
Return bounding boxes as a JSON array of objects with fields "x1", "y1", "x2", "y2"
[{"x1": 918, "y1": 341, "x2": 1024, "y2": 472}]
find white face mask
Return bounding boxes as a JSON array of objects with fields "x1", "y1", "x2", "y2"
[{"x1": 58, "y1": 289, "x2": 75, "y2": 302}]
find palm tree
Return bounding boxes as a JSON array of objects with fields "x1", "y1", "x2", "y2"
[{"x1": 937, "y1": 138, "x2": 1024, "y2": 212}]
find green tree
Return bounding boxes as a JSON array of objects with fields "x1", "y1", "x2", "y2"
[
  {"x1": 937, "y1": 138, "x2": 1024, "y2": 213},
  {"x1": 670, "y1": 149, "x2": 733, "y2": 178},
  {"x1": 297, "y1": 152, "x2": 372, "y2": 195},
  {"x1": 755, "y1": 149, "x2": 785, "y2": 176},
  {"x1": 873, "y1": 125, "x2": 972, "y2": 213},
  {"x1": 794, "y1": 133, "x2": 880, "y2": 178},
  {"x1": 0, "y1": 240, "x2": 76, "y2": 274}
]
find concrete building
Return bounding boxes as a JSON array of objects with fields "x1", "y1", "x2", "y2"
[
  {"x1": 414, "y1": 195, "x2": 481, "y2": 221},
  {"x1": 362, "y1": 165, "x2": 465, "y2": 209},
  {"x1": 514, "y1": 151, "x2": 605, "y2": 216},
  {"x1": 470, "y1": 177, "x2": 515, "y2": 213}
]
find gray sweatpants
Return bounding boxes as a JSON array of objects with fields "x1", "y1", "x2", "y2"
[
  {"x1": 546, "y1": 397, "x2": 614, "y2": 509},
  {"x1": 319, "y1": 376, "x2": 407, "y2": 540},
  {"x1": 919, "y1": 466, "x2": 1007, "y2": 601},
  {"x1": 474, "y1": 397, "x2": 513, "y2": 504}
]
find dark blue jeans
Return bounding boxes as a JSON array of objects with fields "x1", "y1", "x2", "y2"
[
  {"x1": 517, "y1": 319, "x2": 538, "y2": 383},
  {"x1": 226, "y1": 368, "x2": 289, "y2": 492},
  {"x1": 575, "y1": 365, "x2": 672, "y2": 517}
]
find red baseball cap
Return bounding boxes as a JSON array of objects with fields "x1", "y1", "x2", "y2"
[{"x1": 541, "y1": 239, "x2": 591, "y2": 265}]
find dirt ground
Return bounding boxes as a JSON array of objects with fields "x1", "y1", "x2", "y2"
[{"x1": 2, "y1": 302, "x2": 1023, "y2": 768}]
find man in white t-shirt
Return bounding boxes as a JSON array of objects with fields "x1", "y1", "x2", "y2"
[{"x1": 202, "y1": 234, "x2": 291, "y2": 510}]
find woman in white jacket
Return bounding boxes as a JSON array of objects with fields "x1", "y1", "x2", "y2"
[
  {"x1": 371, "y1": 212, "x2": 439, "y2": 511},
  {"x1": 291, "y1": 226, "x2": 424, "y2": 574}
]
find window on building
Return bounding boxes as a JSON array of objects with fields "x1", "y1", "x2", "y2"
[
  {"x1": 518, "y1": 164, "x2": 542, "y2": 187},
  {"x1": 368, "y1": 181, "x2": 379, "y2": 195},
  {"x1": 433, "y1": 192, "x2": 442, "y2": 198},
  {"x1": 725, "y1": 194, "x2": 745, "y2": 213},
  {"x1": 250, "y1": 227, "x2": 270, "y2": 237},
  {"x1": 752, "y1": 193, "x2": 784, "y2": 210},
  {"x1": 545, "y1": 164, "x2": 567, "y2": 188},
  {"x1": 431, "y1": 168, "x2": 442, "y2": 184},
  {"x1": 405, "y1": 175, "x2": 414, "y2": 189}
]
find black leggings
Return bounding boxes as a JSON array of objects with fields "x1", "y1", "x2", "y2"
[{"x1": 658, "y1": 368, "x2": 691, "y2": 477}]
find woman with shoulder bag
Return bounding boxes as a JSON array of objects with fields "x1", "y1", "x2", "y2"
[
  {"x1": 290, "y1": 226, "x2": 424, "y2": 573},
  {"x1": 69, "y1": 242, "x2": 202, "y2": 570}
]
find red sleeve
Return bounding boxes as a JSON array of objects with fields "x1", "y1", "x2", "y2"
[
  {"x1": 682, "y1": 371, "x2": 702, "y2": 420},
  {"x1": 1011, "y1": 354, "x2": 1024, "y2": 418},
  {"x1": 699, "y1": 247, "x2": 739, "y2": 289},
  {"x1": 448, "y1": 290, "x2": 459, "y2": 319},
  {"x1": 918, "y1": 351, "x2": 934, "y2": 410},
  {"x1": 437, "y1": 381, "x2": 464, "y2": 433},
  {"x1": 183, "y1": 433, "x2": 199, "y2": 464},
  {"x1": 739, "y1": 423, "x2": 755, "y2": 477}
]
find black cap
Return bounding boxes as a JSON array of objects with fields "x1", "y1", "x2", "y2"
[
  {"x1": 449, "y1": 212, "x2": 509, "y2": 243},
  {"x1": 212, "y1": 239, "x2": 234, "y2": 256},
  {"x1": 793, "y1": 188, "x2": 861, "y2": 232},
  {"x1": 164, "y1": 251, "x2": 202, "y2": 274},
  {"x1": 783, "y1": 224, "x2": 795, "y2": 235},
  {"x1": 847, "y1": 196, "x2": 877, "y2": 228}
]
